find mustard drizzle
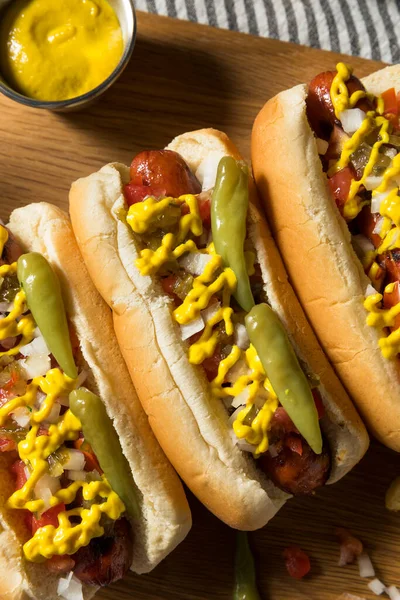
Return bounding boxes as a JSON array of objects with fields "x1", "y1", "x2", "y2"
[
  {"x1": 127, "y1": 194, "x2": 279, "y2": 455},
  {"x1": 0, "y1": 235, "x2": 125, "y2": 561}
]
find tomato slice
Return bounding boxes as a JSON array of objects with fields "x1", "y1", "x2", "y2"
[
  {"x1": 0, "y1": 437, "x2": 17, "y2": 452},
  {"x1": 328, "y1": 166, "x2": 356, "y2": 216},
  {"x1": 383, "y1": 280, "x2": 400, "y2": 331},
  {"x1": 355, "y1": 206, "x2": 383, "y2": 249},
  {"x1": 73, "y1": 438, "x2": 102, "y2": 473},
  {"x1": 123, "y1": 183, "x2": 166, "y2": 206},
  {"x1": 161, "y1": 275, "x2": 178, "y2": 297},
  {"x1": 197, "y1": 195, "x2": 211, "y2": 229},
  {"x1": 382, "y1": 88, "x2": 398, "y2": 115},
  {"x1": 32, "y1": 503, "x2": 65, "y2": 534},
  {"x1": 11, "y1": 459, "x2": 27, "y2": 489},
  {"x1": 283, "y1": 546, "x2": 311, "y2": 579},
  {"x1": 46, "y1": 554, "x2": 76, "y2": 573}
]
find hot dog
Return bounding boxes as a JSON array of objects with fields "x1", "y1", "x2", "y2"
[
  {"x1": 69, "y1": 128, "x2": 368, "y2": 530},
  {"x1": 252, "y1": 63, "x2": 400, "y2": 450},
  {"x1": 0, "y1": 203, "x2": 190, "y2": 600}
]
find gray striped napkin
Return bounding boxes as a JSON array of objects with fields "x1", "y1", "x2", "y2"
[{"x1": 135, "y1": 0, "x2": 399, "y2": 63}]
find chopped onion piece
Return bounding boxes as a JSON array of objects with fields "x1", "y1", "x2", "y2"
[
  {"x1": 67, "y1": 470, "x2": 87, "y2": 482},
  {"x1": 24, "y1": 466, "x2": 31, "y2": 481},
  {"x1": 316, "y1": 138, "x2": 329, "y2": 155},
  {"x1": 364, "y1": 176, "x2": 384, "y2": 191},
  {"x1": 352, "y1": 234, "x2": 375, "y2": 255},
  {"x1": 357, "y1": 551, "x2": 375, "y2": 578},
  {"x1": 372, "y1": 216, "x2": 384, "y2": 236},
  {"x1": 228, "y1": 405, "x2": 246, "y2": 426},
  {"x1": 17, "y1": 354, "x2": 51, "y2": 379},
  {"x1": 231, "y1": 387, "x2": 250, "y2": 409},
  {"x1": 11, "y1": 407, "x2": 31, "y2": 428},
  {"x1": 201, "y1": 301, "x2": 220, "y2": 324},
  {"x1": 365, "y1": 284, "x2": 378, "y2": 297},
  {"x1": 269, "y1": 444, "x2": 279, "y2": 458},
  {"x1": 34, "y1": 473, "x2": 61, "y2": 509},
  {"x1": 45, "y1": 402, "x2": 61, "y2": 424},
  {"x1": 63, "y1": 449, "x2": 86, "y2": 471},
  {"x1": 58, "y1": 395, "x2": 70, "y2": 407},
  {"x1": 179, "y1": 252, "x2": 213, "y2": 276},
  {"x1": 0, "y1": 301, "x2": 12, "y2": 313},
  {"x1": 180, "y1": 315, "x2": 204, "y2": 341},
  {"x1": 234, "y1": 323, "x2": 250, "y2": 350},
  {"x1": 386, "y1": 586, "x2": 400, "y2": 600},
  {"x1": 236, "y1": 437, "x2": 256, "y2": 453},
  {"x1": 195, "y1": 151, "x2": 226, "y2": 191},
  {"x1": 339, "y1": 108, "x2": 366, "y2": 134},
  {"x1": 367, "y1": 578, "x2": 386, "y2": 595},
  {"x1": 20, "y1": 336, "x2": 49, "y2": 357},
  {"x1": 371, "y1": 190, "x2": 393, "y2": 213},
  {"x1": 57, "y1": 573, "x2": 83, "y2": 600}
]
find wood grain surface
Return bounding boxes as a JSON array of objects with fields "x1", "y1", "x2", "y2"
[{"x1": 0, "y1": 10, "x2": 397, "y2": 600}]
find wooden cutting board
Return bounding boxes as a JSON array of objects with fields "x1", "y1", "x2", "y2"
[{"x1": 0, "y1": 10, "x2": 397, "y2": 600}]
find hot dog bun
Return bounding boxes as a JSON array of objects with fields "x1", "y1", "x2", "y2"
[
  {"x1": 2, "y1": 203, "x2": 191, "y2": 600},
  {"x1": 69, "y1": 129, "x2": 368, "y2": 530},
  {"x1": 251, "y1": 65, "x2": 400, "y2": 451}
]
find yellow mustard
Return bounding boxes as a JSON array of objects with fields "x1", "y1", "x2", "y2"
[
  {"x1": 0, "y1": 272, "x2": 124, "y2": 561},
  {"x1": 0, "y1": 0, "x2": 123, "y2": 101},
  {"x1": 127, "y1": 194, "x2": 278, "y2": 456},
  {"x1": 330, "y1": 63, "x2": 400, "y2": 358}
]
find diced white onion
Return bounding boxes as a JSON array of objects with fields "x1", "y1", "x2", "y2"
[
  {"x1": 24, "y1": 466, "x2": 31, "y2": 481},
  {"x1": 57, "y1": 395, "x2": 70, "y2": 407},
  {"x1": 195, "y1": 151, "x2": 226, "y2": 191},
  {"x1": 367, "y1": 579, "x2": 386, "y2": 595},
  {"x1": 384, "y1": 147, "x2": 397, "y2": 159},
  {"x1": 0, "y1": 301, "x2": 12, "y2": 313},
  {"x1": 231, "y1": 387, "x2": 250, "y2": 409},
  {"x1": 57, "y1": 573, "x2": 83, "y2": 600},
  {"x1": 33, "y1": 327, "x2": 42, "y2": 339},
  {"x1": 17, "y1": 354, "x2": 51, "y2": 379},
  {"x1": 372, "y1": 216, "x2": 384, "y2": 236},
  {"x1": 67, "y1": 470, "x2": 87, "y2": 482},
  {"x1": 63, "y1": 449, "x2": 86, "y2": 471},
  {"x1": 236, "y1": 437, "x2": 256, "y2": 453},
  {"x1": 371, "y1": 190, "x2": 392, "y2": 213},
  {"x1": 316, "y1": 138, "x2": 329, "y2": 155},
  {"x1": 74, "y1": 370, "x2": 87, "y2": 388},
  {"x1": 178, "y1": 252, "x2": 213, "y2": 276},
  {"x1": 339, "y1": 108, "x2": 366, "y2": 134},
  {"x1": 19, "y1": 336, "x2": 49, "y2": 357},
  {"x1": 180, "y1": 315, "x2": 204, "y2": 341},
  {"x1": 365, "y1": 284, "x2": 378, "y2": 297},
  {"x1": 386, "y1": 586, "x2": 400, "y2": 600},
  {"x1": 357, "y1": 551, "x2": 375, "y2": 578},
  {"x1": 34, "y1": 473, "x2": 61, "y2": 509},
  {"x1": 11, "y1": 407, "x2": 31, "y2": 428},
  {"x1": 364, "y1": 176, "x2": 384, "y2": 191},
  {"x1": 201, "y1": 301, "x2": 220, "y2": 324},
  {"x1": 44, "y1": 402, "x2": 61, "y2": 424},
  {"x1": 234, "y1": 323, "x2": 250, "y2": 350},
  {"x1": 228, "y1": 405, "x2": 245, "y2": 426},
  {"x1": 269, "y1": 444, "x2": 279, "y2": 458},
  {"x1": 352, "y1": 234, "x2": 375, "y2": 255}
]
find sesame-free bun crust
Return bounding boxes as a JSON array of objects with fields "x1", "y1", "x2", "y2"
[
  {"x1": 3, "y1": 203, "x2": 191, "y2": 600},
  {"x1": 252, "y1": 65, "x2": 400, "y2": 450},
  {"x1": 69, "y1": 128, "x2": 368, "y2": 529}
]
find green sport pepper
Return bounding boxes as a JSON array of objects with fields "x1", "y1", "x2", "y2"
[
  {"x1": 69, "y1": 387, "x2": 140, "y2": 519},
  {"x1": 17, "y1": 252, "x2": 77, "y2": 379},
  {"x1": 245, "y1": 303, "x2": 322, "y2": 455},
  {"x1": 211, "y1": 156, "x2": 255, "y2": 312},
  {"x1": 233, "y1": 532, "x2": 261, "y2": 600}
]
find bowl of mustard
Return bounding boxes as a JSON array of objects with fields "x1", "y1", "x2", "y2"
[{"x1": 0, "y1": 0, "x2": 136, "y2": 110}]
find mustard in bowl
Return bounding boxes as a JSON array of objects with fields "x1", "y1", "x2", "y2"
[{"x1": 0, "y1": 0, "x2": 136, "y2": 110}]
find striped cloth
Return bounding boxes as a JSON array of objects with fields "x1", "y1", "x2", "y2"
[{"x1": 135, "y1": 0, "x2": 400, "y2": 63}]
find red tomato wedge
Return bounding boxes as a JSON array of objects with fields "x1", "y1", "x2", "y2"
[
  {"x1": 0, "y1": 437, "x2": 17, "y2": 452},
  {"x1": 73, "y1": 438, "x2": 102, "y2": 473},
  {"x1": 32, "y1": 504, "x2": 66, "y2": 534},
  {"x1": 283, "y1": 546, "x2": 311, "y2": 579},
  {"x1": 11, "y1": 459, "x2": 27, "y2": 489},
  {"x1": 328, "y1": 166, "x2": 356, "y2": 216},
  {"x1": 46, "y1": 555, "x2": 76, "y2": 573},
  {"x1": 382, "y1": 88, "x2": 398, "y2": 115}
]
